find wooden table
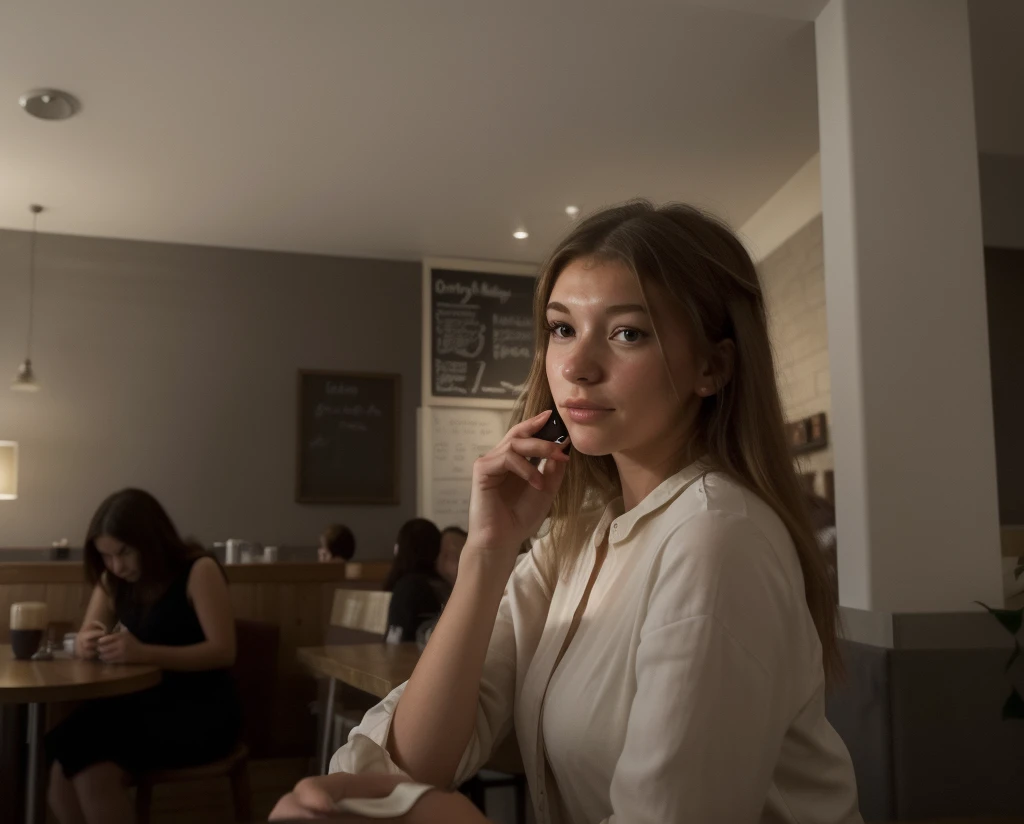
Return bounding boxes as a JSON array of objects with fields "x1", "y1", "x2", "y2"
[
  {"x1": 298, "y1": 643, "x2": 525, "y2": 787},
  {"x1": 298, "y1": 644, "x2": 420, "y2": 699},
  {"x1": 298, "y1": 643, "x2": 420, "y2": 774},
  {"x1": 0, "y1": 645, "x2": 161, "y2": 824}
]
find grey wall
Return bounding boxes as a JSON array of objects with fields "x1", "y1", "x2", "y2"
[
  {"x1": 985, "y1": 247, "x2": 1024, "y2": 525},
  {"x1": 0, "y1": 229, "x2": 421, "y2": 558}
]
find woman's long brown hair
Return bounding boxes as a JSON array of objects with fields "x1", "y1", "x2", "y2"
[
  {"x1": 84, "y1": 488, "x2": 206, "y2": 611},
  {"x1": 510, "y1": 200, "x2": 841, "y2": 680}
]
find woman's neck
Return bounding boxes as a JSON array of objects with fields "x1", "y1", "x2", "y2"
[
  {"x1": 614, "y1": 450, "x2": 696, "y2": 507},
  {"x1": 614, "y1": 433, "x2": 702, "y2": 512}
]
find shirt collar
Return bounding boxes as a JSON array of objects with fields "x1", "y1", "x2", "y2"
[{"x1": 593, "y1": 459, "x2": 709, "y2": 548}]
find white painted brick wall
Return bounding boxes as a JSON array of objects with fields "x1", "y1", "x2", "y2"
[{"x1": 757, "y1": 216, "x2": 833, "y2": 494}]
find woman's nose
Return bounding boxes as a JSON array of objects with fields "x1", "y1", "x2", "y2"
[{"x1": 561, "y1": 337, "x2": 603, "y2": 385}]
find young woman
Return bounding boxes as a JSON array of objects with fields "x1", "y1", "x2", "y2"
[
  {"x1": 47, "y1": 489, "x2": 240, "y2": 824},
  {"x1": 382, "y1": 518, "x2": 450, "y2": 643},
  {"x1": 271, "y1": 201, "x2": 862, "y2": 823}
]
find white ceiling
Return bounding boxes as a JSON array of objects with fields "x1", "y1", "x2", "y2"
[{"x1": 0, "y1": 1, "x2": 1018, "y2": 263}]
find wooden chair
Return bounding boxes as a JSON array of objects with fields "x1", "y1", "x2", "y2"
[
  {"x1": 133, "y1": 620, "x2": 279, "y2": 823},
  {"x1": 135, "y1": 743, "x2": 251, "y2": 824},
  {"x1": 463, "y1": 733, "x2": 528, "y2": 824},
  {"x1": 315, "y1": 589, "x2": 393, "y2": 773},
  {"x1": 330, "y1": 588, "x2": 392, "y2": 638}
]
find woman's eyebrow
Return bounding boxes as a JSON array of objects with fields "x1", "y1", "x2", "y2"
[{"x1": 545, "y1": 300, "x2": 647, "y2": 316}]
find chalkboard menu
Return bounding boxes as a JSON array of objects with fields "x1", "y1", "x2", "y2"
[
  {"x1": 296, "y1": 370, "x2": 400, "y2": 504},
  {"x1": 429, "y1": 267, "x2": 536, "y2": 402}
]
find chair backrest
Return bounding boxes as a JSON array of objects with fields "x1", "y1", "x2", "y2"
[
  {"x1": 330, "y1": 589, "x2": 392, "y2": 635},
  {"x1": 230, "y1": 619, "x2": 280, "y2": 757}
]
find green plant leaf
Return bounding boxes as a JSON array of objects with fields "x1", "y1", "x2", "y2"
[
  {"x1": 975, "y1": 602, "x2": 1024, "y2": 635},
  {"x1": 1002, "y1": 688, "x2": 1024, "y2": 720},
  {"x1": 1006, "y1": 641, "x2": 1021, "y2": 674}
]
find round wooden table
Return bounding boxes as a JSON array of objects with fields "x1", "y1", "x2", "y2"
[{"x1": 0, "y1": 645, "x2": 161, "y2": 824}]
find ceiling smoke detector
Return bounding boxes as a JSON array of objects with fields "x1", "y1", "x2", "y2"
[{"x1": 19, "y1": 89, "x2": 79, "y2": 121}]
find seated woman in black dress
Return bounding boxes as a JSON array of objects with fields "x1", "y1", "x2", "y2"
[
  {"x1": 382, "y1": 518, "x2": 449, "y2": 643},
  {"x1": 47, "y1": 489, "x2": 240, "y2": 824}
]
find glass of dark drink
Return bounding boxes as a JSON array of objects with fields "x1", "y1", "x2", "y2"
[{"x1": 10, "y1": 602, "x2": 48, "y2": 660}]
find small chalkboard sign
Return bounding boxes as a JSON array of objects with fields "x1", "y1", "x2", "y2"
[
  {"x1": 424, "y1": 261, "x2": 537, "y2": 406},
  {"x1": 296, "y1": 370, "x2": 400, "y2": 504}
]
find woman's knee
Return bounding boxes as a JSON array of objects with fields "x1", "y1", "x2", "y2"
[
  {"x1": 72, "y1": 761, "x2": 128, "y2": 797},
  {"x1": 48, "y1": 763, "x2": 79, "y2": 814}
]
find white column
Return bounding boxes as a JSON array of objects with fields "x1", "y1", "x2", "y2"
[{"x1": 816, "y1": 0, "x2": 1003, "y2": 613}]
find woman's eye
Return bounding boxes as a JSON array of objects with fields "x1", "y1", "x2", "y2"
[
  {"x1": 612, "y1": 328, "x2": 646, "y2": 343},
  {"x1": 546, "y1": 321, "x2": 574, "y2": 339}
]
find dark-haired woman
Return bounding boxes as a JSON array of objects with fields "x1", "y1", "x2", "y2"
[
  {"x1": 46, "y1": 488, "x2": 240, "y2": 824},
  {"x1": 382, "y1": 518, "x2": 449, "y2": 643}
]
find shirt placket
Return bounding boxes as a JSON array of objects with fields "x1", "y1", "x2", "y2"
[{"x1": 531, "y1": 533, "x2": 610, "y2": 824}]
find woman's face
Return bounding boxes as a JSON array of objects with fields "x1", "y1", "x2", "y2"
[
  {"x1": 95, "y1": 533, "x2": 142, "y2": 582},
  {"x1": 436, "y1": 531, "x2": 466, "y2": 586},
  {"x1": 544, "y1": 257, "x2": 705, "y2": 466}
]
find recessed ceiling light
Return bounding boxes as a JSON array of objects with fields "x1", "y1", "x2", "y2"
[
  {"x1": 565, "y1": 205, "x2": 580, "y2": 218},
  {"x1": 19, "y1": 89, "x2": 79, "y2": 121},
  {"x1": 513, "y1": 230, "x2": 529, "y2": 240}
]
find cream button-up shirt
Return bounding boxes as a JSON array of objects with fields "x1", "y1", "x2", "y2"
[{"x1": 332, "y1": 463, "x2": 862, "y2": 824}]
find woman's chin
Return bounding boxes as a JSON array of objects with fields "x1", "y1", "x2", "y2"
[{"x1": 565, "y1": 439, "x2": 610, "y2": 459}]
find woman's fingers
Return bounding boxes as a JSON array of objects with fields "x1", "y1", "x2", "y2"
[
  {"x1": 476, "y1": 448, "x2": 546, "y2": 490},
  {"x1": 292, "y1": 777, "x2": 339, "y2": 814},
  {"x1": 476, "y1": 429, "x2": 570, "y2": 490},
  {"x1": 289, "y1": 773, "x2": 411, "y2": 817},
  {"x1": 539, "y1": 447, "x2": 569, "y2": 491},
  {"x1": 503, "y1": 409, "x2": 554, "y2": 441},
  {"x1": 268, "y1": 791, "x2": 320, "y2": 820},
  {"x1": 508, "y1": 436, "x2": 571, "y2": 463}
]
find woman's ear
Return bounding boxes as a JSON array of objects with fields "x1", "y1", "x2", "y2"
[{"x1": 698, "y1": 339, "x2": 736, "y2": 396}]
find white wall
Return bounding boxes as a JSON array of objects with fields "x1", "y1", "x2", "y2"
[
  {"x1": 0, "y1": 229, "x2": 421, "y2": 557},
  {"x1": 739, "y1": 153, "x2": 822, "y2": 263},
  {"x1": 745, "y1": 151, "x2": 1022, "y2": 514}
]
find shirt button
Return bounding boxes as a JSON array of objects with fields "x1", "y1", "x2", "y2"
[{"x1": 612, "y1": 523, "x2": 618, "y2": 531}]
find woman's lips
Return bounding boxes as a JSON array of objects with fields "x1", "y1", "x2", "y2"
[{"x1": 564, "y1": 406, "x2": 613, "y2": 423}]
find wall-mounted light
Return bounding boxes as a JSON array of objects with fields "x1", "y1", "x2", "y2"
[{"x1": 0, "y1": 442, "x2": 18, "y2": 500}]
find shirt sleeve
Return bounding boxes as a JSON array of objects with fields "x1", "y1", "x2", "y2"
[
  {"x1": 603, "y1": 511, "x2": 808, "y2": 824},
  {"x1": 330, "y1": 545, "x2": 553, "y2": 786}
]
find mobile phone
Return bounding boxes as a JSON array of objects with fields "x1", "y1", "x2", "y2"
[{"x1": 528, "y1": 407, "x2": 571, "y2": 465}]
